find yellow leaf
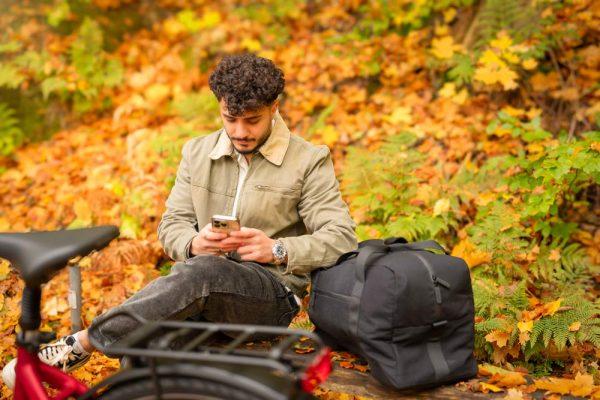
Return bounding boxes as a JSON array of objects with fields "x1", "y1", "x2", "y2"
[
  {"x1": 198, "y1": 10, "x2": 221, "y2": 29},
  {"x1": 502, "y1": 106, "x2": 526, "y2": 117},
  {"x1": 534, "y1": 373, "x2": 594, "y2": 397},
  {"x1": 443, "y1": 8, "x2": 457, "y2": 23},
  {"x1": 241, "y1": 38, "x2": 262, "y2": 52},
  {"x1": 568, "y1": 321, "x2": 581, "y2": 332},
  {"x1": 480, "y1": 382, "x2": 504, "y2": 393},
  {"x1": 572, "y1": 373, "x2": 594, "y2": 397},
  {"x1": 490, "y1": 31, "x2": 513, "y2": 51},
  {"x1": 0, "y1": 259, "x2": 10, "y2": 280},
  {"x1": 517, "y1": 320, "x2": 533, "y2": 333},
  {"x1": 502, "y1": 51, "x2": 520, "y2": 64},
  {"x1": 320, "y1": 125, "x2": 339, "y2": 147},
  {"x1": 541, "y1": 299, "x2": 562, "y2": 317},
  {"x1": 0, "y1": 216, "x2": 9, "y2": 231},
  {"x1": 384, "y1": 107, "x2": 412, "y2": 125},
  {"x1": 439, "y1": 82, "x2": 457, "y2": 98},
  {"x1": 496, "y1": 67, "x2": 519, "y2": 90},
  {"x1": 452, "y1": 88, "x2": 468, "y2": 104},
  {"x1": 73, "y1": 199, "x2": 92, "y2": 224},
  {"x1": 480, "y1": 49, "x2": 504, "y2": 66},
  {"x1": 522, "y1": 58, "x2": 538, "y2": 70},
  {"x1": 433, "y1": 198, "x2": 450, "y2": 216},
  {"x1": 431, "y1": 36, "x2": 456, "y2": 60}
]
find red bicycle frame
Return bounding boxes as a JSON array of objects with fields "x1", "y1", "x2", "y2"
[{"x1": 12, "y1": 346, "x2": 87, "y2": 400}]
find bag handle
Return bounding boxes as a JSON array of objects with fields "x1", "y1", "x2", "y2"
[
  {"x1": 388, "y1": 240, "x2": 448, "y2": 255},
  {"x1": 347, "y1": 239, "x2": 446, "y2": 339},
  {"x1": 354, "y1": 244, "x2": 390, "y2": 283}
]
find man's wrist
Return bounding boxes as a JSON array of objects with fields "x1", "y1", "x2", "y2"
[{"x1": 272, "y1": 239, "x2": 288, "y2": 266}]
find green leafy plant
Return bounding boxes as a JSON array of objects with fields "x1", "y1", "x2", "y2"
[
  {"x1": 0, "y1": 103, "x2": 24, "y2": 156},
  {"x1": 342, "y1": 131, "x2": 460, "y2": 242}
]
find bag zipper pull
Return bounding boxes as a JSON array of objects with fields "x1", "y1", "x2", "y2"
[{"x1": 432, "y1": 274, "x2": 450, "y2": 289}]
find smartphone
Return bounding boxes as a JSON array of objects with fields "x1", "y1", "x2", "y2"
[{"x1": 211, "y1": 215, "x2": 241, "y2": 234}]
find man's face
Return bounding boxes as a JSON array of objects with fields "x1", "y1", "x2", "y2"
[{"x1": 219, "y1": 99, "x2": 278, "y2": 155}]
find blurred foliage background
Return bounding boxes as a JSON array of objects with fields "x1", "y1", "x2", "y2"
[{"x1": 0, "y1": 0, "x2": 599, "y2": 397}]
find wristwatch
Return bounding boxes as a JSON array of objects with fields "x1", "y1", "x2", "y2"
[{"x1": 272, "y1": 240, "x2": 287, "y2": 265}]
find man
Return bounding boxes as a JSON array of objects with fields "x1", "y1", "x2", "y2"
[{"x1": 2, "y1": 53, "x2": 357, "y2": 383}]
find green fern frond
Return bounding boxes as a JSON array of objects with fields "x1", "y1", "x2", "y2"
[{"x1": 0, "y1": 103, "x2": 24, "y2": 156}]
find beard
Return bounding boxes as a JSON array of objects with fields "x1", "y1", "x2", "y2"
[{"x1": 226, "y1": 124, "x2": 272, "y2": 155}]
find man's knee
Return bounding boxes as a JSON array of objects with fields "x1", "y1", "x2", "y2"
[{"x1": 171, "y1": 255, "x2": 233, "y2": 282}]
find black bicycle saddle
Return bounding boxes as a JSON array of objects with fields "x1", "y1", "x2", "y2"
[{"x1": 0, "y1": 225, "x2": 119, "y2": 287}]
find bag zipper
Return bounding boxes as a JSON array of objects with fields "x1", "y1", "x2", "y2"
[{"x1": 412, "y1": 252, "x2": 450, "y2": 305}]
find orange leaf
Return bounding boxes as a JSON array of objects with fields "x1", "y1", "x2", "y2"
[
  {"x1": 534, "y1": 373, "x2": 594, "y2": 397},
  {"x1": 489, "y1": 371, "x2": 527, "y2": 388},
  {"x1": 451, "y1": 239, "x2": 492, "y2": 268},
  {"x1": 568, "y1": 321, "x2": 581, "y2": 332},
  {"x1": 485, "y1": 330, "x2": 511, "y2": 348}
]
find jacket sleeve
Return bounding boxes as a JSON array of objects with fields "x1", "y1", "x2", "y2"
[
  {"x1": 157, "y1": 140, "x2": 198, "y2": 261},
  {"x1": 278, "y1": 146, "x2": 358, "y2": 275}
]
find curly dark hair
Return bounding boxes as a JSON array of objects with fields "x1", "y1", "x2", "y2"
[{"x1": 208, "y1": 53, "x2": 285, "y2": 116}]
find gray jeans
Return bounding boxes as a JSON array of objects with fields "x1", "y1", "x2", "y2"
[{"x1": 88, "y1": 254, "x2": 300, "y2": 350}]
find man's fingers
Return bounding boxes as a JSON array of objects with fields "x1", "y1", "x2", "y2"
[
  {"x1": 229, "y1": 227, "x2": 258, "y2": 238},
  {"x1": 237, "y1": 245, "x2": 257, "y2": 255},
  {"x1": 204, "y1": 231, "x2": 228, "y2": 241},
  {"x1": 220, "y1": 237, "x2": 244, "y2": 246},
  {"x1": 240, "y1": 252, "x2": 260, "y2": 261}
]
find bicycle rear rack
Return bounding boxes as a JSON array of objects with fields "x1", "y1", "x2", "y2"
[{"x1": 89, "y1": 310, "x2": 326, "y2": 376}]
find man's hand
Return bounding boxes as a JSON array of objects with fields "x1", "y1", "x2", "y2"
[
  {"x1": 226, "y1": 227, "x2": 276, "y2": 263},
  {"x1": 190, "y1": 223, "x2": 241, "y2": 256}
]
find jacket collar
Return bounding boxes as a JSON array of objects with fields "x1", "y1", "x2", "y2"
[{"x1": 209, "y1": 110, "x2": 290, "y2": 166}]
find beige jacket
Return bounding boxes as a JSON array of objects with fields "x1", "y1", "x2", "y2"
[{"x1": 157, "y1": 111, "x2": 357, "y2": 296}]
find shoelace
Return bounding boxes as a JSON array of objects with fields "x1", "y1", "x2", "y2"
[{"x1": 39, "y1": 341, "x2": 79, "y2": 371}]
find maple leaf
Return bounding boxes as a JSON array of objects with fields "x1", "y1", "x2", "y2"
[
  {"x1": 522, "y1": 59, "x2": 538, "y2": 70},
  {"x1": 534, "y1": 373, "x2": 595, "y2": 397},
  {"x1": 431, "y1": 36, "x2": 458, "y2": 60},
  {"x1": 490, "y1": 31, "x2": 513, "y2": 51},
  {"x1": 485, "y1": 329, "x2": 511, "y2": 348},
  {"x1": 451, "y1": 239, "x2": 492, "y2": 268}
]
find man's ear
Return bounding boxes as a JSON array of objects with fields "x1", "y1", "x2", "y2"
[{"x1": 271, "y1": 99, "x2": 279, "y2": 115}]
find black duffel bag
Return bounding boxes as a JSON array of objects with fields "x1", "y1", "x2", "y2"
[{"x1": 308, "y1": 237, "x2": 478, "y2": 390}]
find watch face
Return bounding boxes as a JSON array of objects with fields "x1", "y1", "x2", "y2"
[{"x1": 273, "y1": 241, "x2": 286, "y2": 263}]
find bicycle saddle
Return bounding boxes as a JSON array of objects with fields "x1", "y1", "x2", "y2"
[{"x1": 0, "y1": 225, "x2": 119, "y2": 287}]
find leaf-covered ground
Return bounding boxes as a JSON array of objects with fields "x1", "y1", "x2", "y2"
[{"x1": 1, "y1": 1, "x2": 599, "y2": 399}]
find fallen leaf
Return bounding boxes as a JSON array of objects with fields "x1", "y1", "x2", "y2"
[{"x1": 568, "y1": 321, "x2": 581, "y2": 332}]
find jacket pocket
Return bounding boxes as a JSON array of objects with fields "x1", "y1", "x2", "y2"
[{"x1": 253, "y1": 184, "x2": 300, "y2": 196}]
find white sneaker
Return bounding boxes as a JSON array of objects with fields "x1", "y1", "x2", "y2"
[{"x1": 1, "y1": 335, "x2": 90, "y2": 389}]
